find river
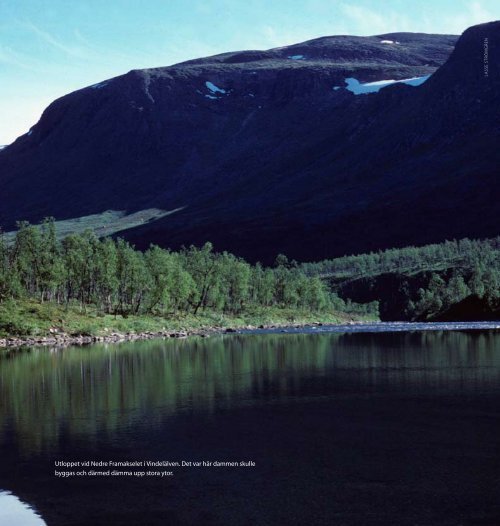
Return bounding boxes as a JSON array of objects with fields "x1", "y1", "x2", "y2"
[{"x1": 0, "y1": 324, "x2": 499, "y2": 525}]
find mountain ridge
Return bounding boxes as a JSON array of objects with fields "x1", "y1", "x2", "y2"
[{"x1": 1, "y1": 22, "x2": 498, "y2": 263}]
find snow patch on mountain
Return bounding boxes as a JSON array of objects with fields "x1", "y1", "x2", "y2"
[
  {"x1": 344, "y1": 75, "x2": 430, "y2": 94},
  {"x1": 205, "y1": 81, "x2": 226, "y2": 94},
  {"x1": 288, "y1": 55, "x2": 305, "y2": 60},
  {"x1": 144, "y1": 80, "x2": 155, "y2": 102},
  {"x1": 90, "y1": 81, "x2": 108, "y2": 89}
]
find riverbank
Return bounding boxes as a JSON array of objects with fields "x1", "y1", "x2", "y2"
[{"x1": 0, "y1": 299, "x2": 374, "y2": 348}]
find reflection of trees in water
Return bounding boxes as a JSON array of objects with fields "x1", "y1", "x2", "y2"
[{"x1": 1, "y1": 331, "x2": 499, "y2": 454}]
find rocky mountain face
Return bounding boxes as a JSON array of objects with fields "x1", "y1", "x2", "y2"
[{"x1": 1, "y1": 23, "x2": 498, "y2": 262}]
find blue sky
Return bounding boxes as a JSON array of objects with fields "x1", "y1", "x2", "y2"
[{"x1": 1, "y1": 0, "x2": 499, "y2": 144}]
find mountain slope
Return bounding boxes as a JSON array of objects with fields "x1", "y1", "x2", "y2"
[{"x1": 1, "y1": 24, "x2": 498, "y2": 262}]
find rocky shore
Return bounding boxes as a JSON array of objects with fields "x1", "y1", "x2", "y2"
[{"x1": 0, "y1": 322, "x2": 340, "y2": 348}]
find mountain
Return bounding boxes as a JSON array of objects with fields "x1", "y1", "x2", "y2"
[{"x1": 0, "y1": 23, "x2": 498, "y2": 263}]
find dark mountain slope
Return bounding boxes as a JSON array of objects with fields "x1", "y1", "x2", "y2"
[
  {"x1": 1, "y1": 25, "x2": 498, "y2": 262},
  {"x1": 125, "y1": 22, "x2": 500, "y2": 262},
  {"x1": 0, "y1": 32, "x2": 455, "y2": 222}
]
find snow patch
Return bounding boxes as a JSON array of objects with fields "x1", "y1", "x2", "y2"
[
  {"x1": 344, "y1": 75, "x2": 430, "y2": 95},
  {"x1": 380, "y1": 40, "x2": 400, "y2": 44},
  {"x1": 90, "y1": 81, "x2": 108, "y2": 89},
  {"x1": 205, "y1": 81, "x2": 226, "y2": 94},
  {"x1": 142, "y1": 74, "x2": 155, "y2": 103},
  {"x1": 205, "y1": 94, "x2": 218, "y2": 100},
  {"x1": 288, "y1": 54, "x2": 305, "y2": 60},
  {"x1": 333, "y1": 86, "x2": 341, "y2": 91},
  {"x1": 400, "y1": 75, "x2": 430, "y2": 87}
]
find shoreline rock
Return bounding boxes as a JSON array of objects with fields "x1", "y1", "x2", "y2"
[{"x1": 0, "y1": 320, "x2": 364, "y2": 349}]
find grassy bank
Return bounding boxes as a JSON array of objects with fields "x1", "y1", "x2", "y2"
[{"x1": 0, "y1": 299, "x2": 375, "y2": 342}]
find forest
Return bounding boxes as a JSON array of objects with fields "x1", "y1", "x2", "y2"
[
  {"x1": 1, "y1": 218, "x2": 499, "y2": 339},
  {"x1": 0, "y1": 219, "x2": 377, "y2": 338},
  {"x1": 303, "y1": 238, "x2": 500, "y2": 321}
]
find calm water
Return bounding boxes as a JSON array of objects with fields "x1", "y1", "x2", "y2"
[{"x1": 0, "y1": 326, "x2": 499, "y2": 525}]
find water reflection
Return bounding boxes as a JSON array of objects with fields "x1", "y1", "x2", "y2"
[
  {"x1": 0, "y1": 491, "x2": 47, "y2": 525},
  {"x1": 0, "y1": 331, "x2": 499, "y2": 455}
]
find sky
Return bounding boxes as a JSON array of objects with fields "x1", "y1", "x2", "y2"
[{"x1": 1, "y1": 0, "x2": 499, "y2": 144}]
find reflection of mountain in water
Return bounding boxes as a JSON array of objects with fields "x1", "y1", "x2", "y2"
[{"x1": 1, "y1": 331, "x2": 499, "y2": 454}]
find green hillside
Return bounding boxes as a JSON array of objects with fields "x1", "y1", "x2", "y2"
[{"x1": 302, "y1": 238, "x2": 500, "y2": 321}]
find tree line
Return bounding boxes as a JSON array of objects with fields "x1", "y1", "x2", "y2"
[
  {"x1": 407, "y1": 266, "x2": 500, "y2": 320},
  {"x1": 0, "y1": 219, "x2": 373, "y2": 317},
  {"x1": 302, "y1": 237, "x2": 500, "y2": 321},
  {"x1": 302, "y1": 237, "x2": 500, "y2": 281}
]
